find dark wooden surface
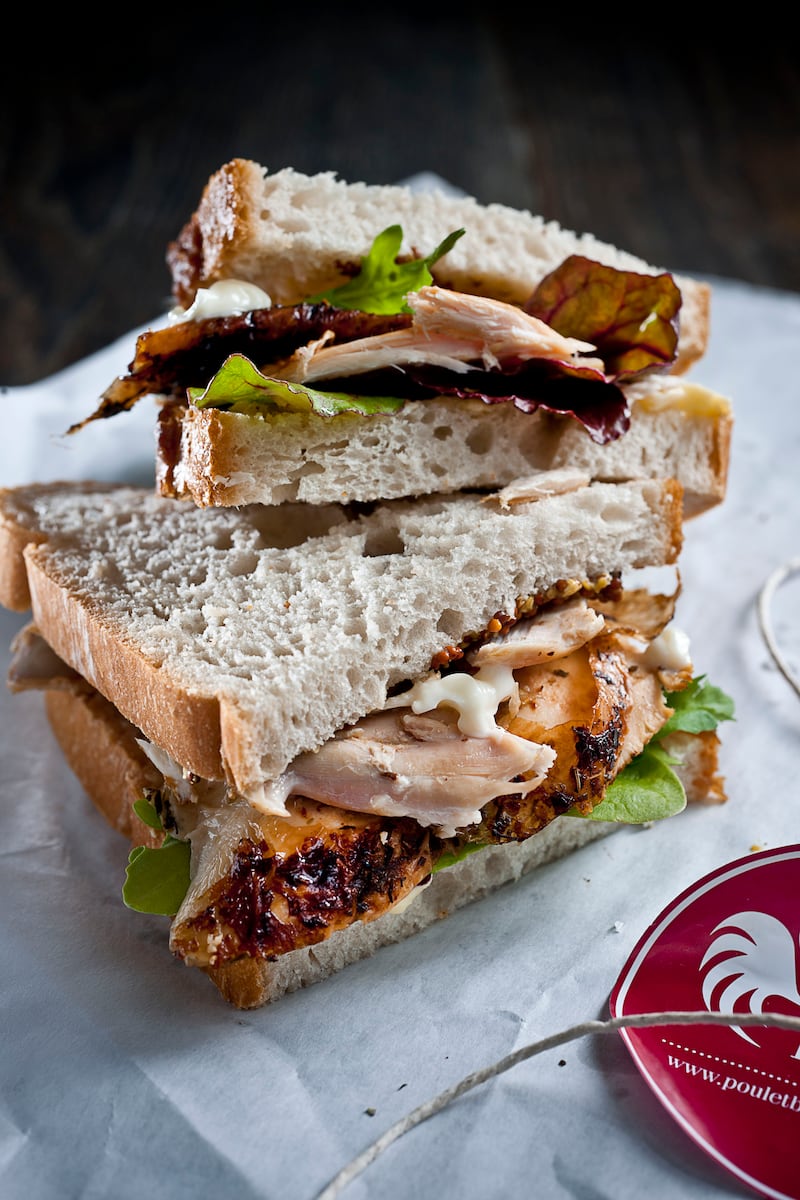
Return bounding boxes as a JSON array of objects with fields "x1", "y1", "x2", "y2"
[{"x1": 3, "y1": 15, "x2": 798, "y2": 387}]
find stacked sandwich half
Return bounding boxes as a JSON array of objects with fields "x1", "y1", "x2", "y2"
[{"x1": 1, "y1": 160, "x2": 735, "y2": 1008}]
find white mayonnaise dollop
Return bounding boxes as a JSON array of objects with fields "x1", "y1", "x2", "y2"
[
  {"x1": 386, "y1": 663, "x2": 518, "y2": 738},
  {"x1": 168, "y1": 279, "x2": 272, "y2": 324},
  {"x1": 644, "y1": 624, "x2": 693, "y2": 671}
]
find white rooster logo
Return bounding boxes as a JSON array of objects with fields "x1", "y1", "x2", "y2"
[{"x1": 700, "y1": 911, "x2": 800, "y2": 1054}]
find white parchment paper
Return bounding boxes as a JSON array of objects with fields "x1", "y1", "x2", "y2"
[{"x1": 1, "y1": 272, "x2": 799, "y2": 1200}]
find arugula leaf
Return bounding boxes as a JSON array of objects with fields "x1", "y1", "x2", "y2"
[
  {"x1": 567, "y1": 674, "x2": 733, "y2": 824},
  {"x1": 132, "y1": 796, "x2": 163, "y2": 830},
  {"x1": 122, "y1": 834, "x2": 191, "y2": 916},
  {"x1": 570, "y1": 742, "x2": 687, "y2": 824},
  {"x1": 189, "y1": 353, "x2": 406, "y2": 417},
  {"x1": 657, "y1": 675, "x2": 736, "y2": 738},
  {"x1": 307, "y1": 224, "x2": 465, "y2": 314}
]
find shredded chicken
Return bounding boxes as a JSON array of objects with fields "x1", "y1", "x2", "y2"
[
  {"x1": 612, "y1": 634, "x2": 674, "y2": 770},
  {"x1": 488, "y1": 469, "x2": 591, "y2": 508},
  {"x1": 502, "y1": 641, "x2": 629, "y2": 806},
  {"x1": 408, "y1": 287, "x2": 597, "y2": 359},
  {"x1": 468, "y1": 596, "x2": 605, "y2": 669},
  {"x1": 278, "y1": 285, "x2": 602, "y2": 384},
  {"x1": 248, "y1": 709, "x2": 555, "y2": 838}
]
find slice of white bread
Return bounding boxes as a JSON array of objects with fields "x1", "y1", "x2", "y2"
[
  {"x1": 167, "y1": 158, "x2": 710, "y2": 373},
  {"x1": 0, "y1": 477, "x2": 682, "y2": 798},
  {"x1": 0, "y1": 481, "x2": 349, "y2": 615},
  {"x1": 0, "y1": 481, "x2": 121, "y2": 612},
  {"x1": 40, "y1": 678, "x2": 724, "y2": 1009},
  {"x1": 159, "y1": 379, "x2": 732, "y2": 516}
]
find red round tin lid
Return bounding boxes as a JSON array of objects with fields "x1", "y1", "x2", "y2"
[{"x1": 610, "y1": 845, "x2": 800, "y2": 1199}]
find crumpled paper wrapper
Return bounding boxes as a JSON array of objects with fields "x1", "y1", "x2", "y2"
[{"x1": 1, "y1": 263, "x2": 798, "y2": 1199}]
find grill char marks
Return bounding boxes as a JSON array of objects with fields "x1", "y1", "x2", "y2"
[
  {"x1": 571, "y1": 649, "x2": 627, "y2": 797},
  {"x1": 176, "y1": 816, "x2": 432, "y2": 967},
  {"x1": 70, "y1": 305, "x2": 412, "y2": 432},
  {"x1": 476, "y1": 642, "x2": 632, "y2": 844},
  {"x1": 172, "y1": 589, "x2": 680, "y2": 969}
]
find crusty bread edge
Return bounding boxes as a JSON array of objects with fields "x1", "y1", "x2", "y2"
[
  {"x1": 41, "y1": 680, "x2": 725, "y2": 1009},
  {"x1": 159, "y1": 400, "x2": 731, "y2": 517},
  {"x1": 661, "y1": 478, "x2": 684, "y2": 564},
  {"x1": 675, "y1": 280, "x2": 711, "y2": 375},
  {"x1": 709, "y1": 409, "x2": 733, "y2": 515},
  {"x1": 24, "y1": 547, "x2": 227, "y2": 781},
  {"x1": 675, "y1": 408, "x2": 731, "y2": 519},
  {"x1": 44, "y1": 689, "x2": 164, "y2": 847},
  {"x1": 167, "y1": 159, "x2": 266, "y2": 314},
  {"x1": 166, "y1": 158, "x2": 710, "y2": 373}
]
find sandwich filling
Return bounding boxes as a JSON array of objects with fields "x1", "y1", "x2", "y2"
[
  {"x1": 72, "y1": 228, "x2": 684, "y2": 449},
  {"x1": 11, "y1": 574, "x2": 732, "y2": 976},
  {"x1": 106, "y1": 579, "x2": 730, "y2": 972}
]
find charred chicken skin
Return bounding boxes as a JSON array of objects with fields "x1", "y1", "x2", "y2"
[{"x1": 165, "y1": 583, "x2": 687, "y2": 971}]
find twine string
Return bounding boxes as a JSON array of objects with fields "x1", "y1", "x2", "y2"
[
  {"x1": 318, "y1": 562, "x2": 800, "y2": 1198},
  {"x1": 757, "y1": 557, "x2": 800, "y2": 700},
  {"x1": 315, "y1": 1010, "x2": 800, "y2": 1199}
]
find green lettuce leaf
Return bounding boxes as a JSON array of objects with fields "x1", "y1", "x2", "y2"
[
  {"x1": 434, "y1": 737, "x2": 686, "y2": 869},
  {"x1": 132, "y1": 796, "x2": 163, "y2": 830},
  {"x1": 307, "y1": 224, "x2": 465, "y2": 314},
  {"x1": 433, "y1": 839, "x2": 489, "y2": 874},
  {"x1": 123, "y1": 831, "x2": 191, "y2": 917},
  {"x1": 188, "y1": 353, "x2": 406, "y2": 416},
  {"x1": 657, "y1": 675, "x2": 736, "y2": 738},
  {"x1": 570, "y1": 741, "x2": 687, "y2": 824}
]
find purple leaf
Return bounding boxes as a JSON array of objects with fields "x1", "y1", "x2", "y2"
[{"x1": 525, "y1": 255, "x2": 681, "y2": 379}]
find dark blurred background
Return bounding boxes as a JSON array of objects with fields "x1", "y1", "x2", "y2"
[{"x1": 2, "y1": 13, "x2": 798, "y2": 386}]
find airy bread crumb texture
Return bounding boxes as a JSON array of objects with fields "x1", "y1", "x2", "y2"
[
  {"x1": 0, "y1": 481, "x2": 117, "y2": 612},
  {"x1": 161, "y1": 391, "x2": 730, "y2": 516},
  {"x1": 9, "y1": 479, "x2": 683, "y2": 794},
  {"x1": 167, "y1": 159, "x2": 710, "y2": 372},
  {"x1": 37, "y1": 612, "x2": 725, "y2": 1010}
]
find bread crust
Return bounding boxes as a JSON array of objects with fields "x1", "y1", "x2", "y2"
[
  {"x1": 166, "y1": 158, "x2": 710, "y2": 372},
  {"x1": 6, "y1": 479, "x2": 684, "y2": 796},
  {"x1": 44, "y1": 689, "x2": 164, "y2": 847},
  {"x1": 157, "y1": 398, "x2": 731, "y2": 515},
  {"x1": 709, "y1": 410, "x2": 734, "y2": 517},
  {"x1": 0, "y1": 503, "x2": 45, "y2": 611},
  {"x1": 25, "y1": 549, "x2": 227, "y2": 781},
  {"x1": 41, "y1": 679, "x2": 726, "y2": 1008},
  {"x1": 676, "y1": 280, "x2": 711, "y2": 375},
  {"x1": 664, "y1": 479, "x2": 685, "y2": 563},
  {"x1": 167, "y1": 159, "x2": 266, "y2": 317}
]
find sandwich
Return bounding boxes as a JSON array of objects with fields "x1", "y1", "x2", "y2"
[
  {"x1": 69, "y1": 160, "x2": 732, "y2": 517},
  {"x1": 0, "y1": 475, "x2": 734, "y2": 1008},
  {"x1": 2, "y1": 161, "x2": 734, "y2": 1009}
]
